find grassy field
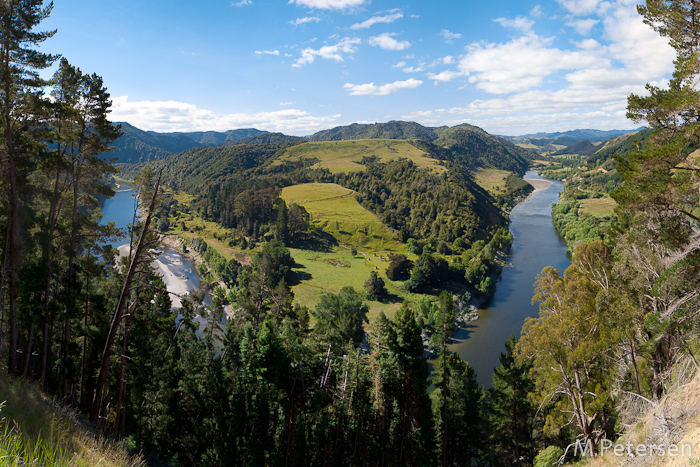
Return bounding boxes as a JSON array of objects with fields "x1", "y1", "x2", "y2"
[
  {"x1": 274, "y1": 139, "x2": 447, "y2": 174},
  {"x1": 0, "y1": 376, "x2": 142, "y2": 466},
  {"x1": 473, "y1": 168, "x2": 511, "y2": 195},
  {"x1": 162, "y1": 182, "x2": 445, "y2": 323},
  {"x1": 281, "y1": 182, "x2": 404, "y2": 253},
  {"x1": 289, "y1": 247, "x2": 421, "y2": 321},
  {"x1": 579, "y1": 197, "x2": 617, "y2": 217}
]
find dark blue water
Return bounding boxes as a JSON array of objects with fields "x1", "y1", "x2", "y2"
[
  {"x1": 450, "y1": 170, "x2": 571, "y2": 387},
  {"x1": 101, "y1": 187, "x2": 139, "y2": 237},
  {"x1": 99, "y1": 185, "x2": 203, "y2": 307}
]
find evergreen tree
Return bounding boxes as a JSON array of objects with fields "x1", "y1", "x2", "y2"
[
  {"x1": 0, "y1": 0, "x2": 57, "y2": 374},
  {"x1": 489, "y1": 335, "x2": 535, "y2": 467},
  {"x1": 364, "y1": 270, "x2": 387, "y2": 301},
  {"x1": 618, "y1": 0, "x2": 700, "y2": 400}
]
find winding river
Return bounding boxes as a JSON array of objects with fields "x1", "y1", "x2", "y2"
[
  {"x1": 101, "y1": 186, "x2": 202, "y2": 308},
  {"x1": 451, "y1": 170, "x2": 571, "y2": 387},
  {"x1": 102, "y1": 172, "x2": 570, "y2": 387}
]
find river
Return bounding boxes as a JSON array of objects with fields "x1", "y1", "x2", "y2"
[
  {"x1": 450, "y1": 170, "x2": 571, "y2": 387},
  {"x1": 101, "y1": 186, "x2": 203, "y2": 308},
  {"x1": 103, "y1": 173, "x2": 569, "y2": 386}
]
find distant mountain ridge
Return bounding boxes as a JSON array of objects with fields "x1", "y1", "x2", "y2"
[
  {"x1": 107, "y1": 123, "x2": 273, "y2": 164},
  {"x1": 512, "y1": 128, "x2": 643, "y2": 142},
  {"x1": 307, "y1": 120, "x2": 447, "y2": 142},
  {"x1": 106, "y1": 120, "x2": 632, "y2": 166}
]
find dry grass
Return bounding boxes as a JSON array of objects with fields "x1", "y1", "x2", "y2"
[
  {"x1": 473, "y1": 168, "x2": 511, "y2": 195},
  {"x1": 579, "y1": 197, "x2": 617, "y2": 217},
  {"x1": 0, "y1": 376, "x2": 143, "y2": 466},
  {"x1": 274, "y1": 139, "x2": 446, "y2": 174}
]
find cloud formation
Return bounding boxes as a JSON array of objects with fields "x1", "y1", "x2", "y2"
[
  {"x1": 255, "y1": 50, "x2": 280, "y2": 55},
  {"x1": 111, "y1": 96, "x2": 341, "y2": 135},
  {"x1": 343, "y1": 78, "x2": 422, "y2": 95},
  {"x1": 369, "y1": 33, "x2": 411, "y2": 51},
  {"x1": 440, "y1": 29, "x2": 461, "y2": 44},
  {"x1": 289, "y1": 0, "x2": 365, "y2": 10},
  {"x1": 350, "y1": 11, "x2": 403, "y2": 29},
  {"x1": 293, "y1": 37, "x2": 361, "y2": 67},
  {"x1": 567, "y1": 18, "x2": 599, "y2": 35},
  {"x1": 292, "y1": 16, "x2": 321, "y2": 26},
  {"x1": 493, "y1": 16, "x2": 534, "y2": 32},
  {"x1": 412, "y1": 1, "x2": 675, "y2": 134}
]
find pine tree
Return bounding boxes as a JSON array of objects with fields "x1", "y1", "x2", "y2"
[
  {"x1": 0, "y1": 0, "x2": 57, "y2": 374},
  {"x1": 489, "y1": 335, "x2": 535, "y2": 467},
  {"x1": 617, "y1": 0, "x2": 700, "y2": 400}
]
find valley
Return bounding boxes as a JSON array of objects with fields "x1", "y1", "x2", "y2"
[{"x1": 4, "y1": 1, "x2": 700, "y2": 465}]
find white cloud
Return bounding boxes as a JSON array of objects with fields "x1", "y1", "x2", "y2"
[
  {"x1": 343, "y1": 78, "x2": 423, "y2": 95},
  {"x1": 567, "y1": 18, "x2": 599, "y2": 35},
  {"x1": 280, "y1": 101, "x2": 295, "y2": 106},
  {"x1": 440, "y1": 29, "x2": 461, "y2": 44},
  {"x1": 232, "y1": 0, "x2": 252, "y2": 6},
  {"x1": 111, "y1": 96, "x2": 341, "y2": 135},
  {"x1": 392, "y1": 61, "x2": 406, "y2": 68},
  {"x1": 530, "y1": 5, "x2": 543, "y2": 17},
  {"x1": 428, "y1": 33, "x2": 602, "y2": 94},
  {"x1": 255, "y1": 50, "x2": 280, "y2": 55},
  {"x1": 494, "y1": 16, "x2": 534, "y2": 32},
  {"x1": 293, "y1": 37, "x2": 361, "y2": 67},
  {"x1": 427, "y1": 69, "x2": 463, "y2": 84},
  {"x1": 402, "y1": 66, "x2": 424, "y2": 73},
  {"x1": 556, "y1": 0, "x2": 602, "y2": 16},
  {"x1": 289, "y1": 0, "x2": 366, "y2": 10},
  {"x1": 292, "y1": 16, "x2": 321, "y2": 26},
  {"x1": 405, "y1": 1, "x2": 676, "y2": 135},
  {"x1": 369, "y1": 33, "x2": 411, "y2": 51},
  {"x1": 351, "y1": 11, "x2": 403, "y2": 30}
]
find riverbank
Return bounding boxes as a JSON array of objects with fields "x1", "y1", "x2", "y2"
[
  {"x1": 116, "y1": 241, "x2": 200, "y2": 308},
  {"x1": 524, "y1": 177, "x2": 553, "y2": 194},
  {"x1": 450, "y1": 170, "x2": 571, "y2": 386}
]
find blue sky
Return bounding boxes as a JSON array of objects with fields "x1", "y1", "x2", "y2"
[{"x1": 40, "y1": 0, "x2": 674, "y2": 136}]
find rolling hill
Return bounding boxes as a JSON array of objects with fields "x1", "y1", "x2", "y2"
[{"x1": 106, "y1": 123, "x2": 275, "y2": 164}]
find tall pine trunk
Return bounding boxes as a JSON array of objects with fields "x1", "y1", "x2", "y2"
[{"x1": 90, "y1": 170, "x2": 162, "y2": 423}]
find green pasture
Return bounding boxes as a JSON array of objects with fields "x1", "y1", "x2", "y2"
[
  {"x1": 275, "y1": 139, "x2": 446, "y2": 174},
  {"x1": 473, "y1": 168, "x2": 511, "y2": 195},
  {"x1": 289, "y1": 247, "x2": 418, "y2": 321},
  {"x1": 579, "y1": 197, "x2": 617, "y2": 217},
  {"x1": 281, "y1": 182, "x2": 403, "y2": 253}
]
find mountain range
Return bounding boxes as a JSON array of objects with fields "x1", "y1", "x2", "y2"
[{"x1": 106, "y1": 120, "x2": 637, "y2": 165}]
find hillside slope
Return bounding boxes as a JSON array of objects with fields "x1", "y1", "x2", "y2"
[
  {"x1": 0, "y1": 376, "x2": 143, "y2": 466},
  {"x1": 308, "y1": 120, "x2": 443, "y2": 142},
  {"x1": 433, "y1": 124, "x2": 532, "y2": 173}
]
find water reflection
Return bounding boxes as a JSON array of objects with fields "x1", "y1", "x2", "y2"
[{"x1": 450, "y1": 170, "x2": 571, "y2": 387}]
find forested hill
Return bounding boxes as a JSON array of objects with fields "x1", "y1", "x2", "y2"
[
  {"x1": 432, "y1": 124, "x2": 532, "y2": 173},
  {"x1": 307, "y1": 120, "x2": 447, "y2": 142},
  {"x1": 107, "y1": 122, "x2": 204, "y2": 164},
  {"x1": 127, "y1": 137, "x2": 511, "y2": 244},
  {"x1": 107, "y1": 120, "x2": 534, "y2": 170},
  {"x1": 107, "y1": 123, "x2": 273, "y2": 164},
  {"x1": 551, "y1": 140, "x2": 599, "y2": 157},
  {"x1": 225, "y1": 132, "x2": 306, "y2": 145}
]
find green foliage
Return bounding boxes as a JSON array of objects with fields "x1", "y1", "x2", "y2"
[
  {"x1": 385, "y1": 253, "x2": 413, "y2": 281},
  {"x1": 313, "y1": 286, "x2": 369, "y2": 347},
  {"x1": 363, "y1": 270, "x2": 387, "y2": 301},
  {"x1": 404, "y1": 252, "x2": 448, "y2": 293},
  {"x1": 489, "y1": 336, "x2": 535, "y2": 466},
  {"x1": 534, "y1": 446, "x2": 564, "y2": 467}
]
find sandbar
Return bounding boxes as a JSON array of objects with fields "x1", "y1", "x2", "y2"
[
  {"x1": 116, "y1": 244, "x2": 199, "y2": 308},
  {"x1": 524, "y1": 178, "x2": 553, "y2": 194}
]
